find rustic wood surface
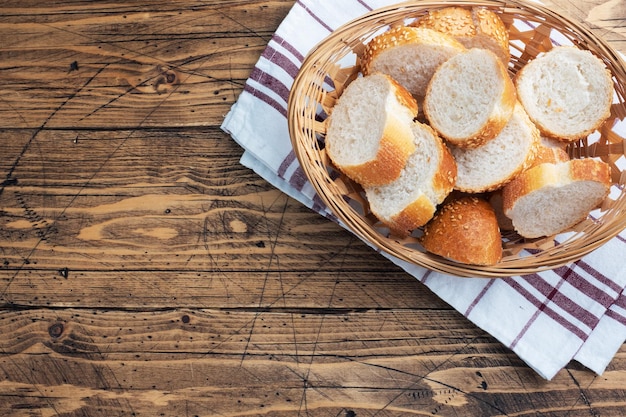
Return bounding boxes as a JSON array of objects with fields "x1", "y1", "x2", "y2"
[{"x1": 1, "y1": 1, "x2": 625, "y2": 416}]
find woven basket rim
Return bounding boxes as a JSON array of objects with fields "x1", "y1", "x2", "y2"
[{"x1": 288, "y1": 0, "x2": 626, "y2": 277}]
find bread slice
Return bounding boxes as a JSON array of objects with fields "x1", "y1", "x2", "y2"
[
  {"x1": 502, "y1": 158, "x2": 611, "y2": 238},
  {"x1": 450, "y1": 102, "x2": 539, "y2": 193},
  {"x1": 325, "y1": 73, "x2": 419, "y2": 187},
  {"x1": 413, "y1": 6, "x2": 509, "y2": 65},
  {"x1": 361, "y1": 26, "x2": 466, "y2": 100},
  {"x1": 420, "y1": 196, "x2": 503, "y2": 265},
  {"x1": 423, "y1": 48, "x2": 517, "y2": 148},
  {"x1": 365, "y1": 121, "x2": 457, "y2": 236},
  {"x1": 515, "y1": 46, "x2": 614, "y2": 142}
]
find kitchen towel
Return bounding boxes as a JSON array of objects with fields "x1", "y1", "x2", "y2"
[{"x1": 221, "y1": 0, "x2": 626, "y2": 379}]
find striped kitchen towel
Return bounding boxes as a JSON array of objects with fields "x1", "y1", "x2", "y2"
[{"x1": 221, "y1": 0, "x2": 626, "y2": 379}]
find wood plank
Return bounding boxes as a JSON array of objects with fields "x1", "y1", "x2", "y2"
[
  {"x1": 1, "y1": 308, "x2": 625, "y2": 416},
  {"x1": 1, "y1": 270, "x2": 444, "y2": 310},
  {"x1": 0, "y1": 0, "x2": 294, "y2": 129}
]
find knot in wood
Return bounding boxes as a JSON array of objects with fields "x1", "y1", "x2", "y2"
[{"x1": 48, "y1": 322, "x2": 64, "y2": 338}]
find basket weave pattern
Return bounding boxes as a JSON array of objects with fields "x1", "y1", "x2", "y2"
[{"x1": 288, "y1": 0, "x2": 626, "y2": 277}]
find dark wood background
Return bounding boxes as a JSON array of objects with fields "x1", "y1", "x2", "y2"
[{"x1": 1, "y1": 1, "x2": 625, "y2": 415}]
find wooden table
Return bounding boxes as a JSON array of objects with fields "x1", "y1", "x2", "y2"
[{"x1": 1, "y1": 1, "x2": 624, "y2": 415}]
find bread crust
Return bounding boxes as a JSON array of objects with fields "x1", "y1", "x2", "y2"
[
  {"x1": 389, "y1": 194, "x2": 437, "y2": 235},
  {"x1": 413, "y1": 6, "x2": 509, "y2": 64},
  {"x1": 529, "y1": 137, "x2": 570, "y2": 168},
  {"x1": 420, "y1": 196, "x2": 503, "y2": 265}
]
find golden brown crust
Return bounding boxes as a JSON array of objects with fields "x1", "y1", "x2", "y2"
[
  {"x1": 420, "y1": 196, "x2": 503, "y2": 265},
  {"x1": 431, "y1": 134, "x2": 458, "y2": 199},
  {"x1": 529, "y1": 138, "x2": 570, "y2": 168},
  {"x1": 413, "y1": 6, "x2": 509, "y2": 64},
  {"x1": 472, "y1": 7, "x2": 510, "y2": 63}
]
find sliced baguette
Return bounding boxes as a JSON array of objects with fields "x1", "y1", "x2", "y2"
[
  {"x1": 450, "y1": 102, "x2": 539, "y2": 193},
  {"x1": 365, "y1": 121, "x2": 457, "y2": 236},
  {"x1": 325, "y1": 73, "x2": 418, "y2": 187},
  {"x1": 421, "y1": 196, "x2": 503, "y2": 265},
  {"x1": 423, "y1": 48, "x2": 517, "y2": 148},
  {"x1": 502, "y1": 158, "x2": 611, "y2": 238},
  {"x1": 515, "y1": 46, "x2": 614, "y2": 142},
  {"x1": 413, "y1": 6, "x2": 509, "y2": 65},
  {"x1": 361, "y1": 26, "x2": 466, "y2": 100}
]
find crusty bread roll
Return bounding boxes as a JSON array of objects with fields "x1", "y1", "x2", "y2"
[
  {"x1": 423, "y1": 48, "x2": 517, "y2": 148},
  {"x1": 450, "y1": 102, "x2": 539, "y2": 193},
  {"x1": 413, "y1": 6, "x2": 509, "y2": 65},
  {"x1": 361, "y1": 26, "x2": 466, "y2": 100},
  {"x1": 420, "y1": 196, "x2": 503, "y2": 265},
  {"x1": 515, "y1": 46, "x2": 614, "y2": 142},
  {"x1": 325, "y1": 73, "x2": 418, "y2": 187},
  {"x1": 365, "y1": 121, "x2": 457, "y2": 236},
  {"x1": 502, "y1": 158, "x2": 611, "y2": 238}
]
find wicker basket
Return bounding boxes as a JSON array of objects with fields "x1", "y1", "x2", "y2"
[{"x1": 288, "y1": 0, "x2": 626, "y2": 277}]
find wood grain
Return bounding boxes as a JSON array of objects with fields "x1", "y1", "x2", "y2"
[
  {"x1": 1, "y1": 0, "x2": 626, "y2": 416},
  {"x1": 1, "y1": 308, "x2": 626, "y2": 416}
]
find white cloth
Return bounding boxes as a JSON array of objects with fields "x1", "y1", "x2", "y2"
[{"x1": 222, "y1": 0, "x2": 626, "y2": 379}]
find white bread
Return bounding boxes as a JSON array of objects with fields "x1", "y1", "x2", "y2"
[
  {"x1": 423, "y1": 48, "x2": 517, "y2": 148},
  {"x1": 325, "y1": 73, "x2": 419, "y2": 187},
  {"x1": 413, "y1": 6, "x2": 509, "y2": 65},
  {"x1": 361, "y1": 26, "x2": 466, "y2": 100},
  {"x1": 502, "y1": 158, "x2": 611, "y2": 238},
  {"x1": 450, "y1": 102, "x2": 539, "y2": 193},
  {"x1": 515, "y1": 46, "x2": 614, "y2": 142},
  {"x1": 365, "y1": 121, "x2": 457, "y2": 236},
  {"x1": 421, "y1": 196, "x2": 503, "y2": 265}
]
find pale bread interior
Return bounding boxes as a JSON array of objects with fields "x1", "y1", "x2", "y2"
[{"x1": 515, "y1": 46, "x2": 613, "y2": 141}]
